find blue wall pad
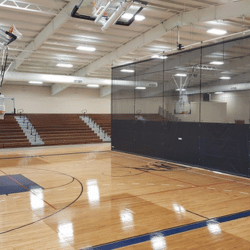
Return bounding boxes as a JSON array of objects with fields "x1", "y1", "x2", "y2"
[{"x1": 0, "y1": 174, "x2": 43, "y2": 195}]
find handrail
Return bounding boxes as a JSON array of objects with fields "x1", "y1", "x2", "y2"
[{"x1": 81, "y1": 109, "x2": 87, "y2": 117}]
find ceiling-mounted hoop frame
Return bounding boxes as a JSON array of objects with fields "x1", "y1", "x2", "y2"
[{"x1": 71, "y1": 0, "x2": 147, "y2": 27}]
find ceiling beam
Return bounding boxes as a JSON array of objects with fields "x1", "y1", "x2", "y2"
[
  {"x1": 100, "y1": 86, "x2": 111, "y2": 97},
  {"x1": 51, "y1": 83, "x2": 71, "y2": 96},
  {"x1": 74, "y1": 0, "x2": 250, "y2": 77},
  {"x1": 4, "y1": 72, "x2": 158, "y2": 87},
  {"x1": 8, "y1": 0, "x2": 78, "y2": 72}
]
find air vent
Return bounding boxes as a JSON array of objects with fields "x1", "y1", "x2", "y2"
[
  {"x1": 74, "y1": 80, "x2": 83, "y2": 84},
  {"x1": 149, "y1": 83, "x2": 156, "y2": 87}
]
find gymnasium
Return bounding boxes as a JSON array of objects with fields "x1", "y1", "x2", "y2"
[{"x1": 1, "y1": 0, "x2": 250, "y2": 249}]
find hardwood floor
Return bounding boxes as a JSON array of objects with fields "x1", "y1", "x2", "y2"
[{"x1": 0, "y1": 143, "x2": 250, "y2": 249}]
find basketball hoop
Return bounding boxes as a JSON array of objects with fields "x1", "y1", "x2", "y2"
[
  {"x1": 0, "y1": 25, "x2": 22, "y2": 87},
  {"x1": 71, "y1": 0, "x2": 147, "y2": 32}
]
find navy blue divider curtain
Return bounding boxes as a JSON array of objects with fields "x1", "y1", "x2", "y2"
[{"x1": 112, "y1": 120, "x2": 250, "y2": 177}]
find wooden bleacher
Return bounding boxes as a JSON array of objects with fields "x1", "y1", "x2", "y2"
[
  {"x1": 27, "y1": 114, "x2": 102, "y2": 146},
  {"x1": 88, "y1": 114, "x2": 111, "y2": 136},
  {"x1": 0, "y1": 115, "x2": 31, "y2": 148}
]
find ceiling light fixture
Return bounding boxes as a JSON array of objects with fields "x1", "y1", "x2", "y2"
[
  {"x1": 56, "y1": 63, "x2": 73, "y2": 68},
  {"x1": 87, "y1": 84, "x2": 99, "y2": 88},
  {"x1": 152, "y1": 55, "x2": 168, "y2": 59},
  {"x1": 175, "y1": 73, "x2": 187, "y2": 77},
  {"x1": 220, "y1": 76, "x2": 231, "y2": 80},
  {"x1": 207, "y1": 29, "x2": 227, "y2": 35},
  {"x1": 176, "y1": 88, "x2": 186, "y2": 91},
  {"x1": 29, "y1": 81, "x2": 43, "y2": 84},
  {"x1": 121, "y1": 13, "x2": 133, "y2": 19},
  {"x1": 135, "y1": 87, "x2": 146, "y2": 90},
  {"x1": 206, "y1": 20, "x2": 226, "y2": 25},
  {"x1": 77, "y1": 46, "x2": 96, "y2": 51},
  {"x1": 214, "y1": 92, "x2": 224, "y2": 94},
  {"x1": 210, "y1": 61, "x2": 224, "y2": 65},
  {"x1": 121, "y1": 69, "x2": 135, "y2": 73}
]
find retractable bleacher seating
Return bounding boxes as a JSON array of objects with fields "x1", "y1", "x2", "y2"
[
  {"x1": 0, "y1": 115, "x2": 31, "y2": 148},
  {"x1": 88, "y1": 114, "x2": 111, "y2": 137},
  {"x1": 27, "y1": 114, "x2": 102, "y2": 146}
]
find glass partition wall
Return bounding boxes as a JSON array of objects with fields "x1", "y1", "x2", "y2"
[{"x1": 112, "y1": 35, "x2": 250, "y2": 177}]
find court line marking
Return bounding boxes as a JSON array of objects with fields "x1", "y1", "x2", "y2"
[
  {"x1": 110, "y1": 151, "x2": 250, "y2": 186},
  {"x1": 240, "y1": 192, "x2": 249, "y2": 195},
  {"x1": 0, "y1": 150, "x2": 110, "y2": 161},
  {"x1": 84, "y1": 209, "x2": 250, "y2": 250},
  {"x1": 0, "y1": 166, "x2": 84, "y2": 235},
  {"x1": 0, "y1": 170, "x2": 57, "y2": 210}
]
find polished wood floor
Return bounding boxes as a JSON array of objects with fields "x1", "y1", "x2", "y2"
[{"x1": 0, "y1": 143, "x2": 250, "y2": 249}]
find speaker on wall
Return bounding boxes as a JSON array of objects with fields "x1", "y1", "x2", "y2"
[{"x1": 203, "y1": 93, "x2": 210, "y2": 102}]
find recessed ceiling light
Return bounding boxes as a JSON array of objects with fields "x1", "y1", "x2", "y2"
[
  {"x1": 135, "y1": 15, "x2": 145, "y2": 21},
  {"x1": 210, "y1": 61, "x2": 224, "y2": 65},
  {"x1": 175, "y1": 73, "x2": 187, "y2": 77},
  {"x1": 176, "y1": 88, "x2": 186, "y2": 91},
  {"x1": 56, "y1": 63, "x2": 73, "y2": 68},
  {"x1": 151, "y1": 55, "x2": 168, "y2": 59},
  {"x1": 214, "y1": 92, "x2": 224, "y2": 94},
  {"x1": 121, "y1": 13, "x2": 133, "y2": 20},
  {"x1": 87, "y1": 84, "x2": 99, "y2": 88},
  {"x1": 77, "y1": 46, "x2": 96, "y2": 51},
  {"x1": 207, "y1": 29, "x2": 227, "y2": 35},
  {"x1": 135, "y1": 87, "x2": 146, "y2": 90},
  {"x1": 121, "y1": 69, "x2": 135, "y2": 73},
  {"x1": 220, "y1": 76, "x2": 231, "y2": 80}
]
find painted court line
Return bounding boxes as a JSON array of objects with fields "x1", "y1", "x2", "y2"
[{"x1": 82, "y1": 209, "x2": 250, "y2": 250}]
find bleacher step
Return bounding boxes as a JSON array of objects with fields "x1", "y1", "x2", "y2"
[
  {"x1": 80, "y1": 116, "x2": 111, "y2": 142},
  {"x1": 15, "y1": 116, "x2": 44, "y2": 146}
]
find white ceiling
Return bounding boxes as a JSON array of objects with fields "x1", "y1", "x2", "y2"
[{"x1": 1, "y1": 0, "x2": 250, "y2": 94}]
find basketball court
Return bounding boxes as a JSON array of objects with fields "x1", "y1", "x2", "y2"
[
  {"x1": 1, "y1": 0, "x2": 250, "y2": 249},
  {"x1": 0, "y1": 143, "x2": 250, "y2": 249}
]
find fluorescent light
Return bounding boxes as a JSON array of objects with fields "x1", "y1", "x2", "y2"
[
  {"x1": 56, "y1": 63, "x2": 73, "y2": 68},
  {"x1": 151, "y1": 55, "x2": 168, "y2": 59},
  {"x1": 210, "y1": 61, "x2": 224, "y2": 65},
  {"x1": 220, "y1": 76, "x2": 231, "y2": 80},
  {"x1": 206, "y1": 20, "x2": 226, "y2": 25},
  {"x1": 121, "y1": 69, "x2": 134, "y2": 73},
  {"x1": 121, "y1": 13, "x2": 133, "y2": 20},
  {"x1": 135, "y1": 87, "x2": 146, "y2": 90},
  {"x1": 175, "y1": 73, "x2": 187, "y2": 77},
  {"x1": 29, "y1": 81, "x2": 43, "y2": 84},
  {"x1": 87, "y1": 84, "x2": 99, "y2": 88},
  {"x1": 207, "y1": 29, "x2": 227, "y2": 35},
  {"x1": 214, "y1": 92, "x2": 224, "y2": 94},
  {"x1": 176, "y1": 88, "x2": 186, "y2": 91},
  {"x1": 121, "y1": 13, "x2": 145, "y2": 21},
  {"x1": 77, "y1": 46, "x2": 96, "y2": 51},
  {"x1": 135, "y1": 15, "x2": 145, "y2": 21}
]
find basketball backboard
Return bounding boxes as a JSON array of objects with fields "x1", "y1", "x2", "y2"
[{"x1": 71, "y1": 0, "x2": 147, "y2": 31}]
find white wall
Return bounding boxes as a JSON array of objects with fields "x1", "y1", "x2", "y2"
[
  {"x1": 212, "y1": 91, "x2": 250, "y2": 123},
  {"x1": 1, "y1": 85, "x2": 111, "y2": 114}
]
